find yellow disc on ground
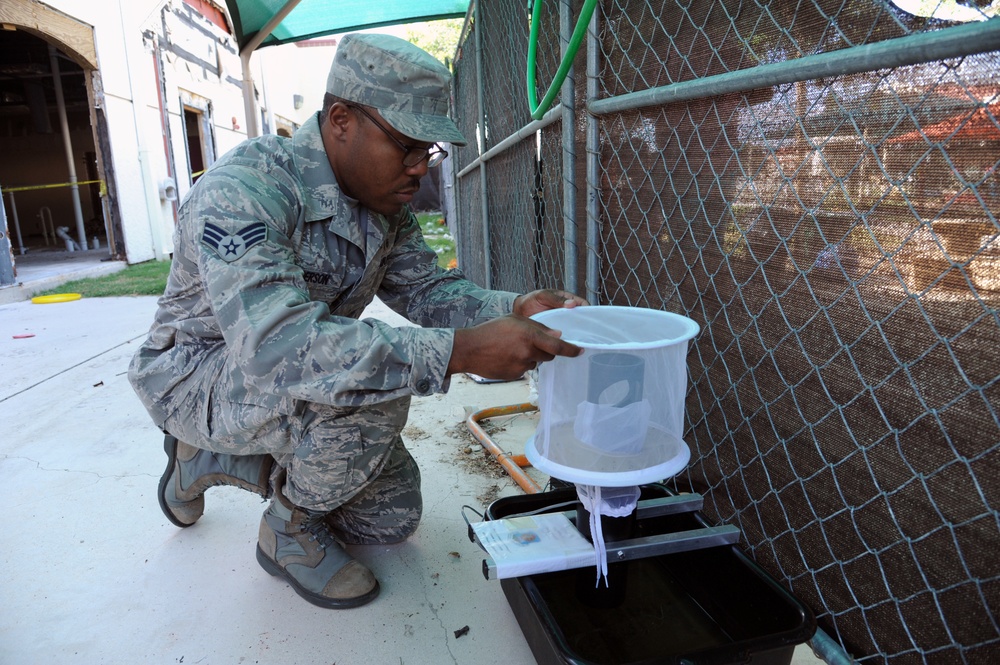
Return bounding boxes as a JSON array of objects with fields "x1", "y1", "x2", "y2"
[{"x1": 31, "y1": 293, "x2": 83, "y2": 304}]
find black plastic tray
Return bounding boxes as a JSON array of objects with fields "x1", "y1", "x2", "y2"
[{"x1": 486, "y1": 485, "x2": 816, "y2": 665}]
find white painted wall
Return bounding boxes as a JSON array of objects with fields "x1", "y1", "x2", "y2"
[
  {"x1": 256, "y1": 41, "x2": 338, "y2": 130},
  {"x1": 33, "y1": 0, "x2": 338, "y2": 265}
]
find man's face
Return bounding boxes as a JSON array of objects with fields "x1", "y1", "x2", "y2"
[{"x1": 327, "y1": 105, "x2": 433, "y2": 218}]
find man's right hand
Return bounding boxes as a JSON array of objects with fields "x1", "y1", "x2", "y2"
[{"x1": 447, "y1": 315, "x2": 584, "y2": 381}]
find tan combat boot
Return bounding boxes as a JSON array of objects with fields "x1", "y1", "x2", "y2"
[
  {"x1": 158, "y1": 433, "x2": 273, "y2": 527},
  {"x1": 256, "y1": 480, "x2": 380, "y2": 609}
]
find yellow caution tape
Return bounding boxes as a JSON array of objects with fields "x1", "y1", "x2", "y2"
[{"x1": 3, "y1": 180, "x2": 104, "y2": 193}]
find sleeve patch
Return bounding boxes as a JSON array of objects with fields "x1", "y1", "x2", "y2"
[{"x1": 201, "y1": 222, "x2": 268, "y2": 262}]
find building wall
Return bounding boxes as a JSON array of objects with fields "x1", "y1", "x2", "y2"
[
  {"x1": 33, "y1": 0, "x2": 176, "y2": 262},
  {"x1": 25, "y1": 0, "x2": 329, "y2": 265},
  {"x1": 257, "y1": 40, "x2": 339, "y2": 132}
]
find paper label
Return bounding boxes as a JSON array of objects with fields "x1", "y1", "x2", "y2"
[{"x1": 472, "y1": 513, "x2": 595, "y2": 579}]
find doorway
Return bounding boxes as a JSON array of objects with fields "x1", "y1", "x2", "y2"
[{"x1": 180, "y1": 92, "x2": 216, "y2": 185}]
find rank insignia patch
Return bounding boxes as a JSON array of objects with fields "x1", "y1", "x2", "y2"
[{"x1": 202, "y1": 222, "x2": 267, "y2": 262}]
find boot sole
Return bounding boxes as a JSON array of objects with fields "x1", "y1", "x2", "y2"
[
  {"x1": 255, "y1": 545, "x2": 380, "y2": 609},
  {"x1": 158, "y1": 435, "x2": 196, "y2": 529}
]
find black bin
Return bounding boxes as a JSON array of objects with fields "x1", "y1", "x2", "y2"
[{"x1": 486, "y1": 485, "x2": 816, "y2": 665}]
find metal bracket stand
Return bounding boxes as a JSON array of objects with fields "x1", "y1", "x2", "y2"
[{"x1": 481, "y1": 493, "x2": 741, "y2": 580}]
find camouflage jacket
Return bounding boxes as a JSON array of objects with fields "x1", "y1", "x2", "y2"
[{"x1": 129, "y1": 113, "x2": 516, "y2": 429}]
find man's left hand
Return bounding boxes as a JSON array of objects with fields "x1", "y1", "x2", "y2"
[{"x1": 512, "y1": 289, "x2": 589, "y2": 318}]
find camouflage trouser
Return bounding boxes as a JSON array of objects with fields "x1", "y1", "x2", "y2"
[
  {"x1": 159, "y1": 347, "x2": 422, "y2": 544},
  {"x1": 323, "y1": 437, "x2": 421, "y2": 544}
]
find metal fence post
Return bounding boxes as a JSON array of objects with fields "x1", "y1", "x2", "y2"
[
  {"x1": 0, "y1": 186, "x2": 15, "y2": 287},
  {"x1": 584, "y1": 6, "x2": 600, "y2": 304},
  {"x1": 474, "y1": 1, "x2": 492, "y2": 289},
  {"x1": 560, "y1": 0, "x2": 578, "y2": 295}
]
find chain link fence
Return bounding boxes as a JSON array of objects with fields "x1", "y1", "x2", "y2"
[
  {"x1": 450, "y1": 1, "x2": 1000, "y2": 662},
  {"x1": 452, "y1": 0, "x2": 570, "y2": 293}
]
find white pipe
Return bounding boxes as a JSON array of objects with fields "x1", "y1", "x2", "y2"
[
  {"x1": 259, "y1": 58, "x2": 275, "y2": 135},
  {"x1": 38, "y1": 206, "x2": 55, "y2": 246},
  {"x1": 56, "y1": 226, "x2": 81, "y2": 252},
  {"x1": 118, "y1": 0, "x2": 167, "y2": 261},
  {"x1": 49, "y1": 46, "x2": 88, "y2": 251},
  {"x1": 240, "y1": 52, "x2": 258, "y2": 138},
  {"x1": 239, "y1": 0, "x2": 303, "y2": 138}
]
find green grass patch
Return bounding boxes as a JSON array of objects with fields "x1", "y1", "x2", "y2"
[
  {"x1": 38, "y1": 259, "x2": 171, "y2": 298},
  {"x1": 417, "y1": 211, "x2": 456, "y2": 269}
]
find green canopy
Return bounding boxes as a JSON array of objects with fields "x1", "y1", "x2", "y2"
[{"x1": 223, "y1": 0, "x2": 470, "y2": 51}]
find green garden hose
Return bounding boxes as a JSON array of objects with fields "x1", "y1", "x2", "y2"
[{"x1": 526, "y1": 0, "x2": 599, "y2": 120}]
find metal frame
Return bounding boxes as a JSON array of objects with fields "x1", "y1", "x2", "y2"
[{"x1": 481, "y1": 494, "x2": 742, "y2": 580}]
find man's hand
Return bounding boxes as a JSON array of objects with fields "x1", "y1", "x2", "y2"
[
  {"x1": 512, "y1": 289, "x2": 588, "y2": 318},
  {"x1": 448, "y1": 315, "x2": 584, "y2": 381}
]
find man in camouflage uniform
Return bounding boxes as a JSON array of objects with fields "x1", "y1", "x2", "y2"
[{"x1": 128, "y1": 33, "x2": 585, "y2": 609}]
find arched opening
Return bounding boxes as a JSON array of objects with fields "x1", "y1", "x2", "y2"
[{"x1": 0, "y1": 2, "x2": 121, "y2": 290}]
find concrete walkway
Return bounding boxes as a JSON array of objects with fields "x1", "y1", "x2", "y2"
[
  {"x1": 0, "y1": 293, "x2": 824, "y2": 664},
  {"x1": 0, "y1": 295, "x2": 548, "y2": 664}
]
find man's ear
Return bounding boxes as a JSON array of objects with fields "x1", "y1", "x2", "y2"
[{"x1": 324, "y1": 102, "x2": 352, "y2": 139}]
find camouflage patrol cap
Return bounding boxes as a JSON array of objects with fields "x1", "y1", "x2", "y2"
[{"x1": 328, "y1": 33, "x2": 468, "y2": 147}]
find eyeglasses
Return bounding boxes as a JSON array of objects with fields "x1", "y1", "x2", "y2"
[{"x1": 349, "y1": 105, "x2": 448, "y2": 169}]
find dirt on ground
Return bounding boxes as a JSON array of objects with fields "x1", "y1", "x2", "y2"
[
  {"x1": 401, "y1": 420, "x2": 512, "y2": 506},
  {"x1": 445, "y1": 422, "x2": 509, "y2": 505}
]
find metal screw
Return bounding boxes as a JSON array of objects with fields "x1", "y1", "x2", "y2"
[{"x1": 616, "y1": 550, "x2": 625, "y2": 560}]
